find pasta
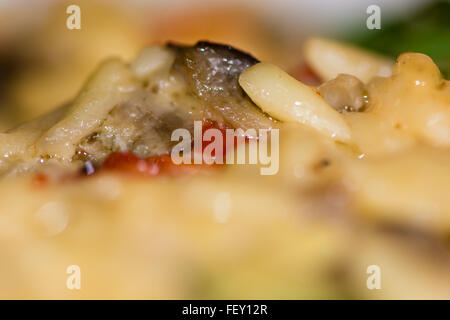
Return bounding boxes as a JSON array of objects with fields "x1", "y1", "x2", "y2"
[
  {"x1": 304, "y1": 37, "x2": 394, "y2": 83},
  {"x1": 239, "y1": 62, "x2": 351, "y2": 141}
]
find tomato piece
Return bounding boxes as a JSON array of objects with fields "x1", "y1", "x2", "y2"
[
  {"x1": 30, "y1": 173, "x2": 49, "y2": 189},
  {"x1": 99, "y1": 152, "x2": 217, "y2": 177},
  {"x1": 101, "y1": 152, "x2": 169, "y2": 176},
  {"x1": 101, "y1": 152, "x2": 153, "y2": 175}
]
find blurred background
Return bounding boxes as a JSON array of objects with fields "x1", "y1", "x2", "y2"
[{"x1": 0, "y1": 0, "x2": 448, "y2": 130}]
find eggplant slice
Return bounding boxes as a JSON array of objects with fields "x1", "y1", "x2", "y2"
[{"x1": 76, "y1": 41, "x2": 276, "y2": 165}]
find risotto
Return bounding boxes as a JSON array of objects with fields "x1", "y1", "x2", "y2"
[{"x1": 0, "y1": 37, "x2": 449, "y2": 299}]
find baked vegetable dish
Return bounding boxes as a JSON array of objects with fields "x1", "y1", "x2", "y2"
[{"x1": 0, "y1": 37, "x2": 449, "y2": 299}]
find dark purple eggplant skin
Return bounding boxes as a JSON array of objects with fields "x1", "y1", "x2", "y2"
[
  {"x1": 169, "y1": 41, "x2": 275, "y2": 130},
  {"x1": 169, "y1": 41, "x2": 260, "y2": 99}
]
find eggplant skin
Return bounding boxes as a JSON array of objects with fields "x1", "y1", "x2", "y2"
[
  {"x1": 169, "y1": 41, "x2": 260, "y2": 99},
  {"x1": 169, "y1": 41, "x2": 275, "y2": 130}
]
